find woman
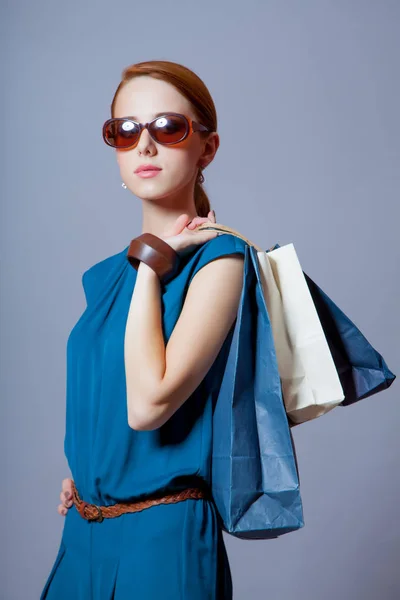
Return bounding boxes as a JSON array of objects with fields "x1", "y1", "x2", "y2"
[{"x1": 40, "y1": 60, "x2": 249, "y2": 599}]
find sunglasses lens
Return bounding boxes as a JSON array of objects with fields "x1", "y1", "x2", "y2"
[
  {"x1": 103, "y1": 119, "x2": 140, "y2": 148},
  {"x1": 150, "y1": 115, "x2": 188, "y2": 144}
]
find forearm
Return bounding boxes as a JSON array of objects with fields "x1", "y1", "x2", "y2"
[{"x1": 124, "y1": 261, "x2": 167, "y2": 421}]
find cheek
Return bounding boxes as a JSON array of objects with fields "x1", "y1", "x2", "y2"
[
  {"x1": 165, "y1": 152, "x2": 196, "y2": 178},
  {"x1": 116, "y1": 153, "x2": 134, "y2": 179},
  {"x1": 167, "y1": 143, "x2": 202, "y2": 177}
]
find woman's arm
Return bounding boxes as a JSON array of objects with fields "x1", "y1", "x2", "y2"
[{"x1": 124, "y1": 253, "x2": 244, "y2": 431}]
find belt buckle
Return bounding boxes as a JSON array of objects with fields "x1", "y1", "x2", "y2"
[{"x1": 83, "y1": 502, "x2": 104, "y2": 523}]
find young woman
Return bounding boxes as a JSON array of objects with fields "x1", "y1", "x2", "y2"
[{"x1": 40, "y1": 60, "x2": 249, "y2": 599}]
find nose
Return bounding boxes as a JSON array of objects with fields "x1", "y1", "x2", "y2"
[{"x1": 136, "y1": 125, "x2": 156, "y2": 154}]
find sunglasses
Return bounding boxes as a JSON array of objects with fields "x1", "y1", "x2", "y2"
[{"x1": 102, "y1": 112, "x2": 213, "y2": 150}]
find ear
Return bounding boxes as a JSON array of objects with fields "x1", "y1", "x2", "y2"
[{"x1": 199, "y1": 132, "x2": 220, "y2": 168}]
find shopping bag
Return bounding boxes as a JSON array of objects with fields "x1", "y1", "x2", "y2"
[
  {"x1": 211, "y1": 244, "x2": 304, "y2": 539},
  {"x1": 259, "y1": 243, "x2": 346, "y2": 423},
  {"x1": 197, "y1": 223, "x2": 345, "y2": 425},
  {"x1": 266, "y1": 243, "x2": 396, "y2": 411}
]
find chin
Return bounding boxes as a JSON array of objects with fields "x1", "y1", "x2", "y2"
[
  {"x1": 133, "y1": 186, "x2": 178, "y2": 202},
  {"x1": 135, "y1": 180, "x2": 187, "y2": 201}
]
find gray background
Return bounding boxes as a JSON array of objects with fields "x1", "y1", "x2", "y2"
[{"x1": 2, "y1": 1, "x2": 399, "y2": 598}]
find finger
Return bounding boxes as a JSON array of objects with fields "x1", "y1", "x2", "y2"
[
  {"x1": 61, "y1": 479, "x2": 74, "y2": 503},
  {"x1": 165, "y1": 214, "x2": 191, "y2": 237},
  {"x1": 61, "y1": 478, "x2": 73, "y2": 494},
  {"x1": 59, "y1": 490, "x2": 72, "y2": 507},
  {"x1": 58, "y1": 504, "x2": 67, "y2": 516},
  {"x1": 187, "y1": 216, "x2": 214, "y2": 230},
  {"x1": 186, "y1": 217, "x2": 206, "y2": 229},
  {"x1": 189, "y1": 230, "x2": 218, "y2": 244},
  {"x1": 60, "y1": 490, "x2": 71, "y2": 504},
  {"x1": 188, "y1": 211, "x2": 216, "y2": 230}
]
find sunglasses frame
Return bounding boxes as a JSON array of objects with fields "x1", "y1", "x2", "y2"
[{"x1": 102, "y1": 112, "x2": 213, "y2": 150}]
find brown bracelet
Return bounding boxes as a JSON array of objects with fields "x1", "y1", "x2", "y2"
[{"x1": 126, "y1": 233, "x2": 181, "y2": 283}]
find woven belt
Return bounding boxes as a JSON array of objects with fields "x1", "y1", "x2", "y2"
[{"x1": 71, "y1": 480, "x2": 209, "y2": 523}]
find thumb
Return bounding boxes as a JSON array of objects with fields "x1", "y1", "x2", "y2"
[{"x1": 165, "y1": 214, "x2": 191, "y2": 237}]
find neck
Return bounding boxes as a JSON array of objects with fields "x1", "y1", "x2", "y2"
[{"x1": 140, "y1": 180, "x2": 201, "y2": 238}]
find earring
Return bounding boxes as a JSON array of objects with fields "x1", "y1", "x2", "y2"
[
  {"x1": 197, "y1": 167, "x2": 205, "y2": 185},
  {"x1": 121, "y1": 182, "x2": 127, "y2": 189}
]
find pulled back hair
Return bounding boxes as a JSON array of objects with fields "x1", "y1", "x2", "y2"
[{"x1": 110, "y1": 60, "x2": 217, "y2": 218}]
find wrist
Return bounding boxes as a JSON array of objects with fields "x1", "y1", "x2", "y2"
[
  {"x1": 137, "y1": 260, "x2": 159, "y2": 278},
  {"x1": 127, "y1": 233, "x2": 181, "y2": 283}
]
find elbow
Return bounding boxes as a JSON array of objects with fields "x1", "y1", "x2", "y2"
[
  {"x1": 128, "y1": 414, "x2": 156, "y2": 431},
  {"x1": 127, "y1": 401, "x2": 166, "y2": 431}
]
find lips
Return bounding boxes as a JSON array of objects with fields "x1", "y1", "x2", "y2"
[{"x1": 135, "y1": 165, "x2": 162, "y2": 173}]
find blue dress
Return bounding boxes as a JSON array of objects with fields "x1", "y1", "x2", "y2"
[{"x1": 40, "y1": 232, "x2": 248, "y2": 600}]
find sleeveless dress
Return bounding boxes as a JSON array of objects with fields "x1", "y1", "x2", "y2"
[{"x1": 40, "y1": 232, "x2": 248, "y2": 600}]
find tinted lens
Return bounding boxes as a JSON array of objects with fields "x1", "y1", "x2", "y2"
[
  {"x1": 103, "y1": 119, "x2": 140, "y2": 148},
  {"x1": 149, "y1": 114, "x2": 188, "y2": 144}
]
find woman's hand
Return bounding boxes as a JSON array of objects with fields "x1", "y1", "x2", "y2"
[
  {"x1": 185, "y1": 209, "x2": 217, "y2": 231},
  {"x1": 57, "y1": 477, "x2": 74, "y2": 516},
  {"x1": 160, "y1": 210, "x2": 218, "y2": 256}
]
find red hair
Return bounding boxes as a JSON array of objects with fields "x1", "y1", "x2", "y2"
[{"x1": 110, "y1": 60, "x2": 217, "y2": 217}]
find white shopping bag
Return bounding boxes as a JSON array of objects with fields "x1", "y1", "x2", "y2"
[{"x1": 197, "y1": 223, "x2": 345, "y2": 424}]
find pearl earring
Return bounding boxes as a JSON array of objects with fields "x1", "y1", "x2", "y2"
[{"x1": 121, "y1": 182, "x2": 127, "y2": 189}]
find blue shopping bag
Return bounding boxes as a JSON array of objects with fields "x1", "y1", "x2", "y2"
[{"x1": 211, "y1": 245, "x2": 304, "y2": 539}]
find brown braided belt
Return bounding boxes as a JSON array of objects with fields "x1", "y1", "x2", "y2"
[{"x1": 71, "y1": 480, "x2": 209, "y2": 523}]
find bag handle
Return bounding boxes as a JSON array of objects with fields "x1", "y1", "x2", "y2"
[{"x1": 194, "y1": 222, "x2": 271, "y2": 253}]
